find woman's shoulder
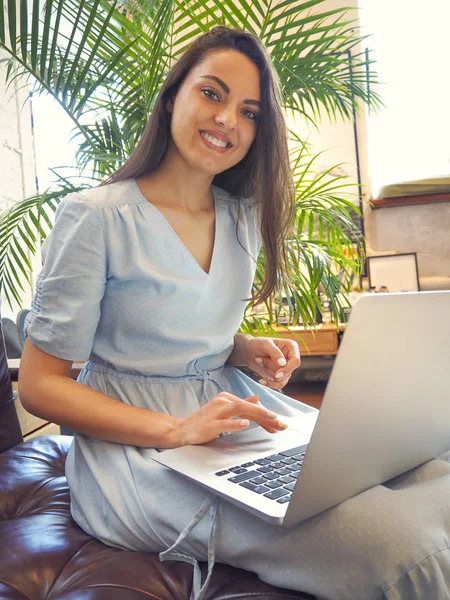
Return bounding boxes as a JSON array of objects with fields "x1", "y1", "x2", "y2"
[
  {"x1": 211, "y1": 184, "x2": 256, "y2": 210},
  {"x1": 62, "y1": 179, "x2": 142, "y2": 212},
  {"x1": 211, "y1": 183, "x2": 233, "y2": 205},
  {"x1": 212, "y1": 184, "x2": 260, "y2": 245}
]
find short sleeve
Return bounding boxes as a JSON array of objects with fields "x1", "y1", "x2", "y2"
[{"x1": 24, "y1": 193, "x2": 107, "y2": 360}]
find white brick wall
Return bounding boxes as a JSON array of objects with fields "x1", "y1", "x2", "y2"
[{"x1": 0, "y1": 48, "x2": 41, "y2": 321}]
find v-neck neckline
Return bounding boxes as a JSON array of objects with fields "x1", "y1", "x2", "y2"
[{"x1": 132, "y1": 178, "x2": 219, "y2": 277}]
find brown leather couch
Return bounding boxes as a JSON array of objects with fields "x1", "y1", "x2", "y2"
[{"x1": 0, "y1": 312, "x2": 315, "y2": 600}]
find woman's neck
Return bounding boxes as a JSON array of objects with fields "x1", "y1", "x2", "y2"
[{"x1": 137, "y1": 142, "x2": 215, "y2": 213}]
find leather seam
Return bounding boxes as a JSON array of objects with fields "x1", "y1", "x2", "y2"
[{"x1": 15, "y1": 476, "x2": 64, "y2": 518}]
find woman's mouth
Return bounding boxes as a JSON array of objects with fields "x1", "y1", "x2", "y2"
[{"x1": 199, "y1": 131, "x2": 232, "y2": 153}]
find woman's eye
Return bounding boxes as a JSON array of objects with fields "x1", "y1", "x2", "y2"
[
  {"x1": 242, "y1": 109, "x2": 259, "y2": 121},
  {"x1": 202, "y1": 88, "x2": 220, "y2": 101}
]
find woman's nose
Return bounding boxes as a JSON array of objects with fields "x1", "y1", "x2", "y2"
[{"x1": 214, "y1": 107, "x2": 236, "y2": 130}]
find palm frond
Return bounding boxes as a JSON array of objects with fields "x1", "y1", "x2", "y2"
[
  {"x1": 0, "y1": 0, "x2": 377, "y2": 325},
  {"x1": 247, "y1": 136, "x2": 363, "y2": 328}
]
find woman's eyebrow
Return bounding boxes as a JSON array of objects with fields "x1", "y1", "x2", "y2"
[{"x1": 200, "y1": 75, "x2": 261, "y2": 107}]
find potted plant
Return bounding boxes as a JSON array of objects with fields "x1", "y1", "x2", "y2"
[{"x1": 0, "y1": 0, "x2": 380, "y2": 332}]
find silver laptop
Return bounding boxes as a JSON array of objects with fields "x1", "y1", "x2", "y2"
[{"x1": 154, "y1": 290, "x2": 450, "y2": 527}]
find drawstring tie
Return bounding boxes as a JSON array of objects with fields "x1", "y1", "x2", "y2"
[
  {"x1": 159, "y1": 367, "x2": 222, "y2": 600},
  {"x1": 198, "y1": 368, "x2": 221, "y2": 403},
  {"x1": 159, "y1": 493, "x2": 220, "y2": 600}
]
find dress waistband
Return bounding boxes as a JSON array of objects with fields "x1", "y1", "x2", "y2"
[{"x1": 82, "y1": 360, "x2": 227, "y2": 385}]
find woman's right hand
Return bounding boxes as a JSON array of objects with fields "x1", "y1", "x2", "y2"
[{"x1": 174, "y1": 392, "x2": 288, "y2": 446}]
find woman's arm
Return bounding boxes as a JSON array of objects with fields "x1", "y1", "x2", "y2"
[
  {"x1": 19, "y1": 339, "x2": 285, "y2": 447},
  {"x1": 225, "y1": 333, "x2": 253, "y2": 367},
  {"x1": 19, "y1": 339, "x2": 180, "y2": 448},
  {"x1": 225, "y1": 333, "x2": 301, "y2": 391}
]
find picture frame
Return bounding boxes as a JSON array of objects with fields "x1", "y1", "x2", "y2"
[{"x1": 367, "y1": 253, "x2": 420, "y2": 293}]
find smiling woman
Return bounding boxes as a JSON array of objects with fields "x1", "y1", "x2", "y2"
[
  {"x1": 164, "y1": 50, "x2": 261, "y2": 183},
  {"x1": 103, "y1": 26, "x2": 295, "y2": 306},
  {"x1": 128, "y1": 48, "x2": 265, "y2": 277},
  {"x1": 20, "y1": 25, "x2": 304, "y2": 597},
  {"x1": 18, "y1": 24, "x2": 450, "y2": 600}
]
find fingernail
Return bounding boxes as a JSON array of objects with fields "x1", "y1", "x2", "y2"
[
  {"x1": 278, "y1": 420, "x2": 288, "y2": 429},
  {"x1": 266, "y1": 410, "x2": 277, "y2": 419},
  {"x1": 274, "y1": 372, "x2": 285, "y2": 380},
  {"x1": 277, "y1": 357, "x2": 287, "y2": 366},
  {"x1": 259, "y1": 379, "x2": 267, "y2": 386},
  {"x1": 255, "y1": 357, "x2": 264, "y2": 367},
  {"x1": 240, "y1": 419, "x2": 250, "y2": 427}
]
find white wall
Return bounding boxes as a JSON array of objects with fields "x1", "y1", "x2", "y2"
[
  {"x1": 0, "y1": 49, "x2": 40, "y2": 321},
  {"x1": 288, "y1": 0, "x2": 368, "y2": 217},
  {"x1": 359, "y1": 0, "x2": 450, "y2": 194},
  {"x1": 358, "y1": 0, "x2": 450, "y2": 290},
  {"x1": 367, "y1": 203, "x2": 450, "y2": 288},
  {"x1": 295, "y1": 0, "x2": 450, "y2": 290}
]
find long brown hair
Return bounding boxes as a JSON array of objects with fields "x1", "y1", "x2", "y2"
[{"x1": 103, "y1": 26, "x2": 295, "y2": 305}]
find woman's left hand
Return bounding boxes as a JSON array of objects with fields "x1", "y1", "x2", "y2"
[{"x1": 242, "y1": 336, "x2": 301, "y2": 390}]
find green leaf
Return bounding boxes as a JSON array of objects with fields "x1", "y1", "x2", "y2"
[
  {"x1": 0, "y1": 1, "x2": 5, "y2": 42},
  {"x1": 62, "y1": 0, "x2": 103, "y2": 102},
  {"x1": 30, "y1": 0, "x2": 40, "y2": 70},
  {"x1": 7, "y1": 0, "x2": 17, "y2": 53},
  {"x1": 47, "y1": 0, "x2": 65, "y2": 89},
  {"x1": 19, "y1": 0, "x2": 27, "y2": 61},
  {"x1": 39, "y1": 0, "x2": 53, "y2": 77}
]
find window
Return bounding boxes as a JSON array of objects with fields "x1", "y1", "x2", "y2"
[
  {"x1": 358, "y1": 1, "x2": 450, "y2": 198},
  {"x1": 31, "y1": 94, "x2": 78, "y2": 191}
]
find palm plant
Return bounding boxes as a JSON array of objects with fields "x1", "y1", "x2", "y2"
[{"x1": 0, "y1": 0, "x2": 381, "y2": 330}]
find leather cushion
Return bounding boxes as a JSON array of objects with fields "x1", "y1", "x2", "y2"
[{"x1": 0, "y1": 435, "x2": 315, "y2": 600}]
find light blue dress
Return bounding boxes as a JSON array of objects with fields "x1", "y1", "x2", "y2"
[{"x1": 24, "y1": 179, "x2": 450, "y2": 600}]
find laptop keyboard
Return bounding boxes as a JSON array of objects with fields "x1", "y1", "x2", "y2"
[{"x1": 215, "y1": 444, "x2": 308, "y2": 504}]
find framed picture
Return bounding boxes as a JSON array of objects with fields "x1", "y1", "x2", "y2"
[{"x1": 367, "y1": 253, "x2": 420, "y2": 292}]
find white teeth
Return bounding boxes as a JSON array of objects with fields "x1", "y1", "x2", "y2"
[{"x1": 201, "y1": 132, "x2": 229, "y2": 148}]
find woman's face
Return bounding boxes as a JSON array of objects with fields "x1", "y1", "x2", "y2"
[{"x1": 168, "y1": 49, "x2": 261, "y2": 177}]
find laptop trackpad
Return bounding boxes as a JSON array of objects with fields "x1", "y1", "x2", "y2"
[
  {"x1": 283, "y1": 410, "x2": 319, "y2": 434},
  {"x1": 156, "y1": 424, "x2": 310, "y2": 473},
  {"x1": 196, "y1": 425, "x2": 311, "y2": 464}
]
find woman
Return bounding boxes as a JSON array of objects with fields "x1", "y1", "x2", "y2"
[{"x1": 19, "y1": 26, "x2": 450, "y2": 600}]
